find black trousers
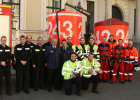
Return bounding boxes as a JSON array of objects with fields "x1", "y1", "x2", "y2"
[
  {"x1": 82, "y1": 75, "x2": 99, "y2": 91},
  {"x1": 0, "y1": 67, "x2": 11, "y2": 93},
  {"x1": 29, "y1": 63, "x2": 34, "y2": 88},
  {"x1": 34, "y1": 66, "x2": 45, "y2": 89},
  {"x1": 47, "y1": 69, "x2": 60, "y2": 89},
  {"x1": 16, "y1": 65, "x2": 30, "y2": 91},
  {"x1": 64, "y1": 77, "x2": 82, "y2": 95}
]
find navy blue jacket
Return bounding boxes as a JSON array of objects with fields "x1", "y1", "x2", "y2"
[
  {"x1": 60, "y1": 46, "x2": 73, "y2": 66},
  {"x1": 44, "y1": 45, "x2": 61, "y2": 69}
]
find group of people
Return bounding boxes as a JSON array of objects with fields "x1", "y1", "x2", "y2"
[{"x1": 0, "y1": 34, "x2": 139, "y2": 96}]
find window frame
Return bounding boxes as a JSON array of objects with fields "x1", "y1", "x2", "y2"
[{"x1": 46, "y1": 0, "x2": 61, "y2": 12}]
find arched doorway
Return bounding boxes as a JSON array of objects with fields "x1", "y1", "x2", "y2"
[{"x1": 112, "y1": 6, "x2": 123, "y2": 20}]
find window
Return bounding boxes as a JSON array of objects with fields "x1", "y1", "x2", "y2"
[
  {"x1": 2, "y1": 0, "x2": 20, "y2": 29},
  {"x1": 46, "y1": 0, "x2": 61, "y2": 30}
]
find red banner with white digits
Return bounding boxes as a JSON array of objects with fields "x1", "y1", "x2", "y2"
[
  {"x1": 95, "y1": 18, "x2": 129, "y2": 47},
  {"x1": 47, "y1": 11, "x2": 82, "y2": 45}
]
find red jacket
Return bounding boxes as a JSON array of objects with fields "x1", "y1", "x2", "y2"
[
  {"x1": 113, "y1": 45, "x2": 125, "y2": 62},
  {"x1": 98, "y1": 43, "x2": 111, "y2": 61},
  {"x1": 125, "y1": 46, "x2": 139, "y2": 63}
]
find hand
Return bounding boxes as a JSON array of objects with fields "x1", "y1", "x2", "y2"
[
  {"x1": 84, "y1": 57, "x2": 87, "y2": 59},
  {"x1": 21, "y1": 61, "x2": 27, "y2": 65},
  {"x1": 33, "y1": 64, "x2": 36, "y2": 68},
  {"x1": 135, "y1": 62, "x2": 138, "y2": 65},
  {"x1": 71, "y1": 74, "x2": 76, "y2": 78},
  {"x1": 45, "y1": 63, "x2": 47, "y2": 67},
  {"x1": 1, "y1": 61, "x2": 6, "y2": 66},
  {"x1": 89, "y1": 67, "x2": 93, "y2": 74}
]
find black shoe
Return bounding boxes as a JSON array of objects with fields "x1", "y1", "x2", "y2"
[
  {"x1": 99, "y1": 79, "x2": 102, "y2": 83},
  {"x1": 40, "y1": 87, "x2": 47, "y2": 90},
  {"x1": 104, "y1": 79, "x2": 108, "y2": 83},
  {"x1": 92, "y1": 90, "x2": 99, "y2": 94},
  {"x1": 6, "y1": 92, "x2": 12, "y2": 96},
  {"x1": 15, "y1": 90, "x2": 20, "y2": 94},
  {"x1": 34, "y1": 89, "x2": 39, "y2": 92},
  {"x1": 119, "y1": 81, "x2": 125, "y2": 84},
  {"x1": 110, "y1": 81, "x2": 115, "y2": 84},
  {"x1": 76, "y1": 92, "x2": 81, "y2": 96},
  {"x1": 128, "y1": 80, "x2": 132, "y2": 82},
  {"x1": 24, "y1": 90, "x2": 30, "y2": 94},
  {"x1": 124, "y1": 80, "x2": 128, "y2": 82},
  {"x1": 48, "y1": 88, "x2": 52, "y2": 92}
]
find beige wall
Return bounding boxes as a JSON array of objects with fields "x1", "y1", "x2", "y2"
[{"x1": 26, "y1": 0, "x2": 41, "y2": 30}]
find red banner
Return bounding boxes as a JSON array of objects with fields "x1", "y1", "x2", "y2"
[
  {"x1": 95, "y1": 18, "x2": 129, "y2": 47},
  {"x1": 47, "y1": 11, "x2": 82, "y2": 45}
]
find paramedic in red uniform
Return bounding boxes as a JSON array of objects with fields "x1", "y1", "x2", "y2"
[
  {"x1": 98, "y1": 37, "x2": 111, "y2": 83},
  {"x1": 124, "y1": 41, "x2": 139, "y2": 82},
  {"x1": 111, "y1": 39, "x2": 125, "y2": 84}
]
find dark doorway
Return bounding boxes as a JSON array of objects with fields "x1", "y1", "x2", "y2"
[{"x1": 112, "y1": 6, "x2": 123, "y2": 20}]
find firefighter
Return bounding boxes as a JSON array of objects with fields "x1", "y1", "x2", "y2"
[
  {"x1": 87, "y1": 37, "x2": 100, "y2": 61},
  {"x1": 107, "y1": 35, "x2": 118, "y2": 78},
  {"x1": 60, "y1": 39, "x2": 73, "y2": 89},
  {"x1": 26, "y1": 35, "x2": 35, "y2": 50},
  {"x1": 61, "y1": 53, "x2": 82, "y2": 96},
  {"x1": 15, "y1": 35, "x2": 31, "y2": 94},
  {"x1": 32, "y1": 37, "x2": 46, "y2": 91},
  {"x1": 98, "y1": 37, "x2": 111, "y2": 83},
  {"x1": 0, "y1": 36, "x2": 12, "y2": 96},
  {"x1": 81, "y1": 53, "x2": 101, "y2": 94},
  {"x1": 111, "y1": 39, "x2": 125, "y2": 84},
  {"x1": 44, "y1": 38, "x2": 61, "y2": 92},
  {"x1": 124, "y1": 41, "x2": 139, "y2": 82},
  {"x1": 44, "y1": 35, "x2": 53, "y2": 47},
  {"x1": 43, "y1": 35, "x2": 53, "y2": 85},
  {"x1": 76, "y1": 37, "x2": 89, "y2": 61},
  {"x1": 25, "y1": 35, "x2": 35, "y2": 89},
  {"x1": 67, "y1": 37, "x2": 76, "y2": 52}
]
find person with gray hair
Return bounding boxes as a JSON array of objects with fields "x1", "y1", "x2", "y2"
[
  {"x1": 32, "y1": 37, "x2": 46, "y2": 91},
  {"x1": 124, "y1": 40, "x2": 139, "y2": 82}
]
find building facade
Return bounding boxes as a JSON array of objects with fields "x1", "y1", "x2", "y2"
[{"x1": 0, "y1": 0, "x2": 139, "y2": 52}]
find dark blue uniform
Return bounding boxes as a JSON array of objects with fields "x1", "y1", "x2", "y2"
[
  {"x1": 59, "y1": 46, "x2": 73, "y2": 88},
  {"x1": 44, "y1": 45, "x2": 61, "y2": 91},
  {"x1": 60, "y1": 46, "x2": 73, "y2": 67}
]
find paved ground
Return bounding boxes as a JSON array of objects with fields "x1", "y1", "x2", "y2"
[{"x1": 0, "y1": 70, "x2": 140, "y2": 100}]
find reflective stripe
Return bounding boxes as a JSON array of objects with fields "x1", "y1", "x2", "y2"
[
  {"x1": 76, "y1": 51, "x2": 80, "y2": 54},
  {"x1": 67, "y1": 61, "x2": 69, "y2": 69},
  {"x1": 83, "y1": 74, "x2": 92, "y2": 77},
  {"x1": 62, "y1": 72, "x2": 66, "y2": 75},
  {"x1": 85, "y1": 67, "x2": 91, "y2": 69},
  {"x1": 130, "y1": 56, "x2": 134, "y2": 58},
  {"x1": 129, "y1": 73, "x2": 133, "y2": 75},
  {"x1": 125, "y1": 61, "x2": 135, "y2": 63},
  {"x1": 135, "y1": 57, "x2": 138, "y2": 58},
  {"x1": 124, "y1": 73, "x2": 128, "y2": 75},
  {"x1": 112, "y1": 74, "x2": 116, "y2": 76},
  {"x1": 84, "y1": 59, "x2": 86, "y2": 67},
  {"x1": 103, "y1": 70, "x2": 109, "y2": 73},
  {"x1": 111, "y1": 70, "x2": 113, "y2": 72},
  {"x1": 81, "y1": 55, "x2": 84, "y2": 59},
  {"x1": 119, "y1": 72, "x2": 123, "y2": 75}
]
